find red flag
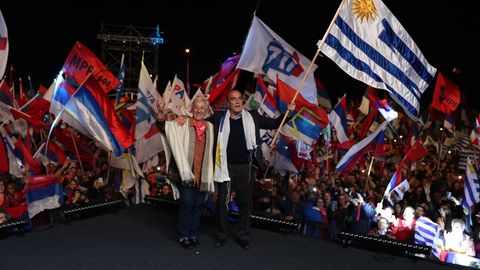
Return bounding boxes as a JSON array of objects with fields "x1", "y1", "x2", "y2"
[
  {"x1": 15, "y1": 137, "x2": 42, "y2": 174},
  {"x1": 207, "y1": 69, "x2": 239, "y2": 107},
  {"x1": 211, "y1": 55, "x2": 240, "y2": 88},
  {"x1": 63, "y1": 41, "x2": 121, "y2": 93},
  {"x1": 403, "y1": 140, "x2": 429, "y2": 165},
  {"x1": 432, "y1": 72, "x2": 460, "y2": 115},
  {"x1": 357, "y1": 109, "x2": 378, "y2": 139},
  {"x1": 0, "y1": 79, "x2": 13, "y2": 105},
  {"x1": 276, "y1": 77, "x2": 329, "y2": 127},
  {"x1": 53, "y1": 128, "x2": 94, "y2": 164},
  {"x1": 332, "y1": 139, "x2": 356, "y2": 150}
]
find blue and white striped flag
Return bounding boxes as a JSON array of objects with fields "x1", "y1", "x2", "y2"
[
  {"x1": 463, "y1": 157, "x2": 480, "y2": 208},
  {"x1": 319, "y1": 0, "x2": 436, "y2": 119},
  {"x1": 415, "y1": 216, "x2": 443, "y2": 258}
]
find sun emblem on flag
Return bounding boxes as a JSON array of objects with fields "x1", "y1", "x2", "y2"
[
  {"x1": 469, "y1": 164, "x2": 476, "y2": 175},
  {"x1": 352, "y1": 0, "x2": 378, "y2": 22}
]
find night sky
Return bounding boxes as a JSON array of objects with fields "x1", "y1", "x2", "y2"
[{"x1": 1, "y1": 0, "x2": 478, "y2": 112}]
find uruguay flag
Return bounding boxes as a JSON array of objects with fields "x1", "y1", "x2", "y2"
[
  {"x1": 320, "y1": 0, "x2": 436, "y2": 119},
  {"x1": 336, "y1": 121, "x2": 387, "y2": 173},
  {"x1": 328, "y1": 95, "x2": 349, "y2": 143},
  {"x1": 463, "y1": 157, "x2": 480, "y2": 208},
  {"x1": 50, "y1": 73, "x2": 133, "y2": 157},
  {"x1": 415, "y1": 216, "x2": 443, "y2": 258},
  {"x1": 26, "y1": 175, "x2": 63, "y2": 218}
]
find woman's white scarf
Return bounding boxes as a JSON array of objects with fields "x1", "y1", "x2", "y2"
[
  {"x1": 164, "y1": 120, "x2": 215, "y2": 193},
  {"x1": 214, "y1": 109, "x2": 256, "y2": 182}
]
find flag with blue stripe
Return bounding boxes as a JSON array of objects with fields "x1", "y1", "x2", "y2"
[
  {"x1": 115, "y1": 54, "x2": 126, "y2": 105},
  {"x1": 319, "y1": 0, "x2": 436, "y2": 119},
  {"x1": 276, "y1": 77, "x2": 328, "y2": 145},
  {"x1": 415, "y1": 216, "x2": 443, "y2": 258},
  {"x1": 26, "y1": 175, "x2": 64, "y2": 218},
  {"x1": 328, "y1": 95, "x2": 349, "y2": 143},
  {"x1": 336, "y1": 121, "x2": 387, "y2": 173},
  {"x1": 50, "y1": 74, "x2": 133, "y2": 157},
  {"x1": 367, "y1": 87, "x2": 398, "y2": 122},
  {"x1": 463, "y1": 157, "x2": 480, "y2": 208}
]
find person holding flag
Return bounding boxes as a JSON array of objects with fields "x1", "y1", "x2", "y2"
[{"x1": 210, "y1": 89, "x2": 295, "y2": 250}]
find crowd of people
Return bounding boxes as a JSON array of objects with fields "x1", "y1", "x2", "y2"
[
  {"x1": 147, "y1": 89, "x2": 480, "y2": 266},
  {"x1": 0, "y1": 146, "x2": 134, "y2": 227},
  {"x1": 1, "y1": 86, "x2": 479, "y2": 268}
]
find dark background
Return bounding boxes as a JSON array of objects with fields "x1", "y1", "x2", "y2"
[{"x1": 1, "y1": 0, "x2": 478, "y2": 112}]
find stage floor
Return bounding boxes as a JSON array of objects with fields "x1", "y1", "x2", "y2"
[{"x1": 0, "y1": 204, "x2": 458, "y2": 270}]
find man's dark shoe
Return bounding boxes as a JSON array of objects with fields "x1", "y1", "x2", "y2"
[
  {"x1": 214, "y1": 238, "x2": 226, "y2": 248},
  {"x1": 190, "y1": 238, "x2": 200, "y2": 248},
  {"x1": 179, "y1": 238, "x2": 192, "y2": 250},
  {"x1": 238, "y1": 239, "x2": 250, "y2": 250}
]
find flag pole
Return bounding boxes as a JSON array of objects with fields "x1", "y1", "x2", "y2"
[
  {"x1": 69, "y1": 129, "x2": 84, "y2": 174},
  {"x1": 0, "y1": 105, "x2": 33, "y2": 129},
  {"x1": 45, "y1": 69, "x2": 95, "y2": 159},
  {"x1": 7, "y1": 105, "x2": 32, "y2": 119},
  {"x1": 366, "y1": 156, "x2": 375, "y2": 188},
  {"x1": 268, "y1": 0, "x2": 346, "y2": 149},
  {"x1": 106, "y1": 150, "x2": 112, "y2": 185},
  {"x1": 19, "y1": 93, "x2": 40, "y2": 111}
]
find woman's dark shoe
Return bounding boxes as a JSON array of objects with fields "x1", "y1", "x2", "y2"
[
  {"x1": 214, "y1": 238, "x2": 226, "y2": 247},
  {"x1": 238, "y1": 239, "x2": 250, "y2": 250},
  {"x1": 179, "y1": 238, "x2": 192, "y2": 250},
  {"x1": 190, "y1": 238, "x2": 200, "y2": 248}
]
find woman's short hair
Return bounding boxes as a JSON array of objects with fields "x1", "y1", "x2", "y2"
[{"x1": 192, "y1": 96, "x2": 209, "y2": 107}]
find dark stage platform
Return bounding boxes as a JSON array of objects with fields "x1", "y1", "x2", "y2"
[{"x1": 0, "y1": 204, "x2": 461, "y2": 270}]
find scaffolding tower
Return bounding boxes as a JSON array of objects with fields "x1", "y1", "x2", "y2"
[{"x1": 97, "y1": 23, "x2": 164, "y2": 96}]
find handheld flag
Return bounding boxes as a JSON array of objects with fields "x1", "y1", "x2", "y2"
[
  {"x1": 238, "y1": 15, "x2": 318, "y2": 104},
  {"x1": 319, "y1": 0, "x2": 436, "y2": 119}
]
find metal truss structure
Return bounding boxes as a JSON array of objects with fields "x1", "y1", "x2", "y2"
[{"x1": 97, "y1": 23, "x2": 164, "y2": 96}]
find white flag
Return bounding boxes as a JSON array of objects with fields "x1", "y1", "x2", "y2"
[{"x1": 238, "y1": 15, "x2": 318, "y2": 104}]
